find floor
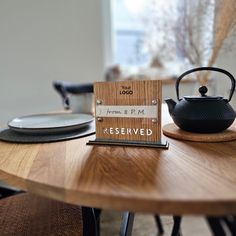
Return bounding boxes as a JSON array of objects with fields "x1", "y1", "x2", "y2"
[{"x1": 100, "y1": 210, "x2": 213, "y2": 236}]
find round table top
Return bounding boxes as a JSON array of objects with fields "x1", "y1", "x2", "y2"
[{"x1": 1, "y1": 110, "x2": 236, "y2": 215}]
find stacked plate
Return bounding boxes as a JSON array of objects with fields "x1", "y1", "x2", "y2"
[
  {"x1": 1, "y1": 113, "x2": 95, "y2": 143},
  {"x1": 8, "y1": 113, "x2": 94, "y2": 135}
]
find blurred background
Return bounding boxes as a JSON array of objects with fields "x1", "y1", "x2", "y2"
[{"x1": 0, "y1": 0, "x2": 235, "y2": 123}]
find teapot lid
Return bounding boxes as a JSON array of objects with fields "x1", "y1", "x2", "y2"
[{"x1": 184, "y1": 86, "x2": 223, "y2": 101}]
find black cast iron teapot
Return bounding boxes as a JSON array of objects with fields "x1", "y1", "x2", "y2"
[{"x1": 165, "y1": 67, "x2": 236, "y2": 133}]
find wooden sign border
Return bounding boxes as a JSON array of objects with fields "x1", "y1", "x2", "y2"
[{"x1": 87, "y1": 80, "x2": 168, "y2": 149}]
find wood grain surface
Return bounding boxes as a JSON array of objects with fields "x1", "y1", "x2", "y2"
[
  {"x1": 163, "y1": 122, "x2": 236, "y2": 142},
  {"x1": 94, "y1": 80, "x2": 162, "y2": 142},
  {"x1": 1, "y1": 106, "x2": 236, "y2": 215}
]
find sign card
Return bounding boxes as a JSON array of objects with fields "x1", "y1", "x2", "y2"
[{"x1": 87, "y1": 80, "x2": 168, "y2": 148}]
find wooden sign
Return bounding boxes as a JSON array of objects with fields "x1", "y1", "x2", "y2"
[{"x1": 87, "y1": 80, "x2": 168, "y2": 148}]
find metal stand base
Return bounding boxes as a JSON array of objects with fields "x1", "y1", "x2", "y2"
[{"x1": 87, "y1": 139, "x2": 169, "y2": 149}]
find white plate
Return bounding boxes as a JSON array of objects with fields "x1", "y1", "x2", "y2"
[{"x1": 8, "y1": 113, "x2": 94, "y2": 134}]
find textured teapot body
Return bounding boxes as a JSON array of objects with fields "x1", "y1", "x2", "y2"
[
  {"x1": 165, "y1": 67, "x2": 236, "y2": 133},
  {"x1": 169, "y1": 98, "x2": 236, "y2": 133}
]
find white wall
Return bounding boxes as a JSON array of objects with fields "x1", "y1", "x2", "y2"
[{"x1": 0, "y1": 0, "x2": 105, "y2": 124}]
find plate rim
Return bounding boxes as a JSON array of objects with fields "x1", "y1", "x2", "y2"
[{"x1": 8, "y1": 113, "x2": 94, "y2": 132}]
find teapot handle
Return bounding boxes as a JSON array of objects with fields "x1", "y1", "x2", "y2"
[{"x1": 176, "y1": 67, "x2": 236, "y2": 102}]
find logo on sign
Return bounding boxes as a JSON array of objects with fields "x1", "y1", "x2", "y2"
[{"x1": 119, "y1": 86, "x2": 133, "y2": 95}]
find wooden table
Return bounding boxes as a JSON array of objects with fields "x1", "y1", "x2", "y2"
[{"x1": 1, "y1": 108, "x2": 236, "y2": 217}]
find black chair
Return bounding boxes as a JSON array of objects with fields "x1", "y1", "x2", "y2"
[{"x1": 0, "y1": 185, "x2": 23, "y2": 199}]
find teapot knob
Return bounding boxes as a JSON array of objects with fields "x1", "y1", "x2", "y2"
[{"x1": 199, "y1": 86, "x2": 208, "y2": 96}]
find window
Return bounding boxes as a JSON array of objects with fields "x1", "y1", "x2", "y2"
[
  {"x1": 111, "y1": 0, "x2": 182, "y2": 67},
  {"x1": 110, "y1": 0, "x2": 216, "y2": 69},
  {"x1": 111, "y1": 0, "x2": 148, "y2": 66}
]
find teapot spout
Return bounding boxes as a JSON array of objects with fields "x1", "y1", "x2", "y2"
[{"x1": 165, "y1": 98, "x2": 176, "y2": 115}]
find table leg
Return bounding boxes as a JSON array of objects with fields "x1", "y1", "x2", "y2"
[
  {"x1": 82, "y1": 207, "x2": 99, "y2": 236},
  {"x1": 206, "y1": 217, "x2": 226, "y2": 236},
  {"x1": 94, "y1": 208, "x2": 102, "y2": 236},
  {"x1": 171, "y1": 216, "x2": 182, "y2": 236},
  {"x1": 119, "y1": 212, "x2": 135, "y2": 236},
  {"x1": 222, "y1": 216, "x2": 236, "y2": 235},
  {"x1": 154, "y1": 215, "x2": 164, "y2": 235}
]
